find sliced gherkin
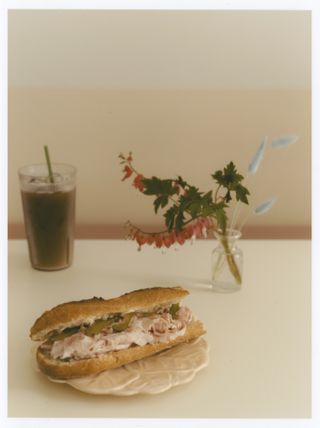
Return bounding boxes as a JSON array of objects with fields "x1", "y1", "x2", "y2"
[
  {"x1": 85, "y1": 318, "x2": 114, "y2": 336},
  {"x1": 112, "y1": 313, "x2": 134, "y2": 332},
  {"x1": 138, "y1": 311, "x2": 153, "y2": 317},
  {"x1": 47, "y1": 326, "x2": 80, "y2": 342},
  {"x1": 169, "y1": 303, "x2": 180, "y2": 319}
]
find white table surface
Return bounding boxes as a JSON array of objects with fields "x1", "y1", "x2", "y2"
[{"x1": 8, "y1": 239, "x2": 311, "y2": 419}]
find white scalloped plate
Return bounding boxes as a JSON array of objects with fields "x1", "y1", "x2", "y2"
[{"x1": 45, "y1": 338, "x2": 209, "y2": 396}]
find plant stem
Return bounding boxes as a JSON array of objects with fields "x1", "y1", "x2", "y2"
[
  {"x1": 126, "y1": 212, "x2": 213, "y2": 237},
  {"x1": 44, "y1": 145, "x2": 54, "y2": 183},
  {"x1": 237, "y1": 211, "x2": 252, "y2": 233},
  {"x1": 220, "y1": 233, "x2": 242, "y2": 284},
  {"x1": 229, "y1": 200, "x2": 241, "y2": 230},
  {"x1": 214, "y1": 184, "x2": 222, "y2": 203}
]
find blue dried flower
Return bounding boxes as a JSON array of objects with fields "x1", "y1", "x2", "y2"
[
  {"x1": 272, "y1": 135, "x2": 299, "y2": 149},
  {"x1": 248, "y1": 137, "x2": 267, "y2": 174},
  {"x1": 254, "y1": 197, "x2": 277, "y2": 215}
]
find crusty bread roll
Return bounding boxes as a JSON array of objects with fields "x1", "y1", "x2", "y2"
[
  {"x1": 30, "y1": 286, "x2": 189, "y2": 341},
  {"x1": 30, "y1": 287, "x2": 206, "y2": 379}
]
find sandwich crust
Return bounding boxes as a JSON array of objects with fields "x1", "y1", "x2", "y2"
[
  {"x1": 30, "y1": 287, "x2": 189, "y2": 341},
  {"x1": 36, "y1": 319, "x2": 205, "y2": 379}
]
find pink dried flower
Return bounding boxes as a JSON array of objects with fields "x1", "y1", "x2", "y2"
[
  {"x1": 122, "y1": 165, "x2": 133, "y2": 181},
  {"x1": 133, "y1": 174, "x2": 145, "y2": 192}
]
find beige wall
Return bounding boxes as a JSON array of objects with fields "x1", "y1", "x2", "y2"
[
  {"x1": 8, "y1": 88, "x2": 311, "y2": 237},
  {"x1": 9, "y1": 10, "x2": 310, "y2": 90},
  {"x1": 8, "y1": 10, "x2": 311, "y2": 238}
]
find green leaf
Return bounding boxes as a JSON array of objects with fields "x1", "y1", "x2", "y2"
[
  {"x1": 176, "y1": 176, "x2": 188, "y2": 189},
  {"x1": 164, "y1": 206, "x2": 177, "y2": 231},
  {"x1": 175, "y1": 210, "x2": 185, "y2": 230},
  {"x1": 203, "y1": 190, "x2": 213, "y2": 202},
  {"x1": 212, "y1": 161, "x2": 249, "y2": 206},
  {"x1": 142, "y1": 177, "x2": 176, "y2": 196},
  {"x1": 212, "y1": 170, "x2": 223, "y2": 185},
  {"x1": 224, "y1": 162, "x2": 244, "y2": 184},
  {"x1": 188, "y1": 201, "x2": 202, "y2": 217},
  {"x1": 224, "y1": 190, "x2": 232, "y2": 203},
  {"x1": 185, "y1": 186, "x2": 203, "y2": 198},
  {"x1": 154, "y1": 195, "x2": 169, "y2": 213},
  {"x1": 142, "y1": 177, "x2": 161, "y2": 195},
  {"x1": 212, "y1": 162, "x2": 243, "y2": 188},
  {"x1": 215, "y1": 207, "x2": 227, "y2": 232},
  {"x1": 235, "y1": 184, "x2": 250, "y2": 204},
  {"x1": 201, "y1": 205, "x2": 216, "y2": 217}
]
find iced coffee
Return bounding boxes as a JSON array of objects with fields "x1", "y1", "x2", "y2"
[{"x1": 19, "y1": 164, "x2": 76, "y2": 271}]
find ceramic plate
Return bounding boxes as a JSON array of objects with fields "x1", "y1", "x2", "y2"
[{"x1": 46, "y1": 338, "x2": 209, "y2": 396}]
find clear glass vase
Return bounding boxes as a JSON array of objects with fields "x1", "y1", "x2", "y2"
[{"x1": 211, "y1": 229, "x2": 243, "y2": 292}]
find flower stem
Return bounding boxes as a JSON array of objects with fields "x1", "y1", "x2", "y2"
[
  {"x1": 214, "y1": 184, "x2": 222, "y2": 203},
  {"x1": 220, "y1": 234, "x2": 242, "y2": 284},
  {"x1": 237, "y1": 212, "x2": 252, "y2": 233}
]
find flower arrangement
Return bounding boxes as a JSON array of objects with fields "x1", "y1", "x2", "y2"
[{"x1": 119, "y1": 135, "x2": 298, "y2": 284}]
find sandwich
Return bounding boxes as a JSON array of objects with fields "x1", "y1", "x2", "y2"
[{"x1": 30, "y1": 286, "x2": 206, "y2": 379}]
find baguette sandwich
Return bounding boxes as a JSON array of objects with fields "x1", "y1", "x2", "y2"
[{"x1": 30, "y1": 286, "x2": 206, "y2": 379}]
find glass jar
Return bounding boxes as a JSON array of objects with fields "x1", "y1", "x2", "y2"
[{"x1": 211, "y1": 229, "x2": 243, "y2": 292}]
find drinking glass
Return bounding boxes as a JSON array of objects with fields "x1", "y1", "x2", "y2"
[{"x1": 18, "y1": 163, "x2": 76, "y2": 271}]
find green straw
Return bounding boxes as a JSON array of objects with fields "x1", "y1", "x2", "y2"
[{"x1": 44, "y1": 145, "x2": 54, "y2": 183}]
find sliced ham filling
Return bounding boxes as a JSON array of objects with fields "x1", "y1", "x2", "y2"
[{"x1": 45, "y1": 305, "x2": 193, "y2": 361}]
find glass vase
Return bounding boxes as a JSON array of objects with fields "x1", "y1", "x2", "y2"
[{"x1": 211, "y1": 229, "x2": 243, "y2": 292}]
